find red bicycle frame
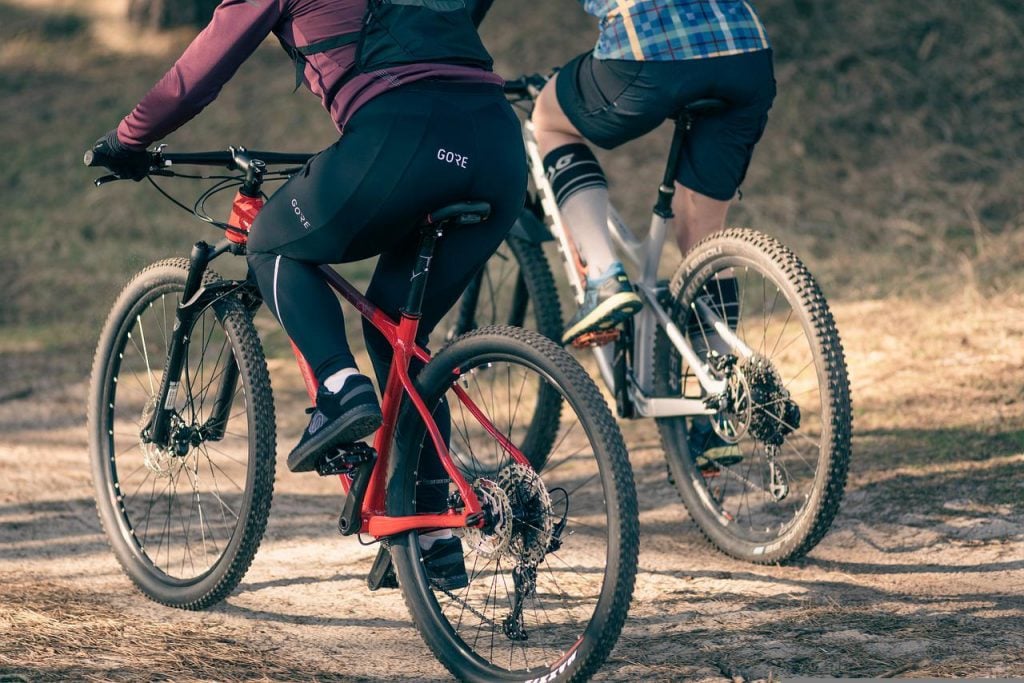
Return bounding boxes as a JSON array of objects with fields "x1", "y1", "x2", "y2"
[{"x1": 269, "y1": 253, "x2": 532, "y2": 539}]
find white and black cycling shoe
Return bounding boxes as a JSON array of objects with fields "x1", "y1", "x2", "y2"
[
  {"x1": 287, "y1": 375, "x2": 383, "y2": 473},
  {"x1": 369, "y1": 537, "x2": 469, "y2": 592}
]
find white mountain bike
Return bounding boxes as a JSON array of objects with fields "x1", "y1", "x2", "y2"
[{"x1": 443, "y1": 74, "x2": 852, "y2": 564}]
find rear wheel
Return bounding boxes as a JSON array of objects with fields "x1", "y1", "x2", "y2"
[
  {"x1": 88, "y1": 259, "x2": 275, "y2": 608},
  {"x1": 439, "y1": 234, "x2": 562, "y2": 343},
  {"x1": 389, "y1": 327, "x2": 638, "y2": 682},
  {"x1": 654, "y1": 229, "x2": 852, "y2": 564}
]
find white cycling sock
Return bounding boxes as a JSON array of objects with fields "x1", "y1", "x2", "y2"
[
  {"x1": 418, "y1": 529, "x2": 453, "y2": 550},
  {"x1": 543, "y1": 143, "x2": 617, "y2": 279},
  {"x1": 562, "y1": 187, "x2": 618, "y2": 279},
  {"x1": 323, "y1": 367, "x2": 360, "y2": 394}
]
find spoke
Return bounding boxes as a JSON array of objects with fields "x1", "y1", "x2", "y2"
[
  {"x1": 203, "y1": 442, "x2": 249, "y2": 468},
  {"x1": 783, "y1": 358, "x2": 817, "y2": 391},
  {"x1": 768, "y1": 307, "x2": 795, "y2": 358},
  {"x1": 135, "y1": 315, "x2": 157, "y2": 395},
  {"x1": 451, "y1": 391, "x2": 486, "y2": 481},
  {"x1": 538, "y1": 439, "x2": 591, "y2": 476},
  {"x1": 564, "y1": 471, "x2": 599, "y2": 499}
]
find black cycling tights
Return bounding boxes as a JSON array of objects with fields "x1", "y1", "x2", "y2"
[{"x1": 247, "y1": 81, "x2": 526, "y2": 501}]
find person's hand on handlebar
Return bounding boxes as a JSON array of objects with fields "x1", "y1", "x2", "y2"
[{"x1": 91, "y1": 130, "x2": 151, "y2": 181}]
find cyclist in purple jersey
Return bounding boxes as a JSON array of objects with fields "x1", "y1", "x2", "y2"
[
  {"x1": 476, "y1": 0, "x2": 774, "y2": 344},
  {"x1": 92, "y1": 0, "x2": 527, "y2": 582}
]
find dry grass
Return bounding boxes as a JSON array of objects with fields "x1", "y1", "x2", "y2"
[
  {"x1": 1, "y1": 0, "x2": 1022, "y2": 376},
  {"x1": 0, "y1": 575, "x2": 366, "y2": 682}
]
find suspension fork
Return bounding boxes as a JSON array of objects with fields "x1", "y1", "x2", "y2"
[
  {"x1": 146, "y1": 241, "x2": 215, "y2": 447},
  {"x1": 201, "y1": 277, "x2": 263, "y2": 441}
]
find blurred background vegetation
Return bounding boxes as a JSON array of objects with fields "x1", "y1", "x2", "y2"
[{"x1": 1, "y1": 0, "x2": 1022, "y2": 393}]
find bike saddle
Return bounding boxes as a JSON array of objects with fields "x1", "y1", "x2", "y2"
[
  {"x1": 676, "y1": 98, "x2": 729, "y2": 120},
  {"x1": 426, "y1": 201, "x2": 492, "y2": 227}
]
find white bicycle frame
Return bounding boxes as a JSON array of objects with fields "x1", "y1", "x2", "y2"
[{"x1": 522, "y1": 119, "x2": 753, "y2": 419}]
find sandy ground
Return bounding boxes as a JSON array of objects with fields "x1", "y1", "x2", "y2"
[{"x1": 2, "y1": 295, "x2": 1024, "y2": 682}]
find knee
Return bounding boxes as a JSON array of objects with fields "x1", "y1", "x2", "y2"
[
  {"x1": 532, "y1": 78, "x2": 582, "y2": 152},
  {"x1": 246, "y1": 250, "x2": 276, "y2": 280},
  {"x1": 532, "y1": 84, "x2": 559, "y2": 135}
]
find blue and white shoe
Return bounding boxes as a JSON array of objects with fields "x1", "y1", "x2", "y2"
[{"x1": 562, "y1": 262, "x2": 642, "y2": 345}]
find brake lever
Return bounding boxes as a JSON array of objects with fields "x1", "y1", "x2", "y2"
[{"x1": 94, "y1": 173, "x2": 123, "y2": 187}]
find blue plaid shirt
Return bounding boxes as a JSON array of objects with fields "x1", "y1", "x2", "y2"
[{"x1": 583, "y1": 0, "x2": 770, "y2": 61}]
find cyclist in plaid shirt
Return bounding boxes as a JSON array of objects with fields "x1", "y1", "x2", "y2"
[
  {"x1": 587, "y1": 0, "x2": 769, "y2": 61},
  {"x1": 475, "y1": 0, "x2": 774, "y2": 345}
]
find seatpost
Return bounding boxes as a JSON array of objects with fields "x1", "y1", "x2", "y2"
[
  {"x1": 653, "y1": 115, "x2": 691, "y2": 218},
  {"x1": 403, "y1": 225, "x2": 442, "y2": 317}
]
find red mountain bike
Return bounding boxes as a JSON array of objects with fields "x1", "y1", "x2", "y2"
[{"x1": 84, "y1": 145, "x2": 638, "y2": 682}]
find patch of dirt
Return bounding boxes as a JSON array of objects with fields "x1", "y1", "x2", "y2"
[{"x1": 2, "y1": 296, "x2": 1024, "y2": 681}]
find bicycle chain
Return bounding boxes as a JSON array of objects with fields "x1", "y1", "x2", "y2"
[
  {"x1": 430, "y1": 578, "x2": 497, "y2": 628},
  {"x1": 709, "y1": 459, "x2": 772, "y2": 498}
]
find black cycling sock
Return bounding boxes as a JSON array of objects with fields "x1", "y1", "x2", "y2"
[{"x1": 543, "y1": 143, "x2": 607, "y2": 206}]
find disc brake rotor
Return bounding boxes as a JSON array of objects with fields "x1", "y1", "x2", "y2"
[
  {"x1": 496, "y1": 463, "x2": 554, "y2": 566},
  {"x1": 139, "y1": 396, "x2": 176, "y2": 478},
  {"x1": 463, "y1": 478, "x2": 512, "y2": 558}
]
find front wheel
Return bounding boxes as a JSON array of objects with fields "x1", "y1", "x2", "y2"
[
  {"x1": 654, "y1": 229, "x2": 852, "y2": 564},
  {"x1": 388, "y1": 327, "x2": 638, "y2": 682},
  {"x1": 87, "y1": 259, "x2": 276, "y2": 609}
]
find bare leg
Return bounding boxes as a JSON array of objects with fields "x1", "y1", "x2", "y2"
[
  {"x1": 533, "y1": 74, "x2": 619, "y2": 278},
  {"x1": 672, "y1": 182, "x2": 732, "y2": 255},
  {"x1": 532, "y1": 73, "x2": 586, "y2": 155}
]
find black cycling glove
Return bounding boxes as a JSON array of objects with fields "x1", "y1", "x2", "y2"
[{"x1": 92, "y1": 129, "x2": 151, "y2": 181}]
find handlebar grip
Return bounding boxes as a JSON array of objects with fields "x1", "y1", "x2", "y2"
[{"x1": 84, "y1": 147, "x2": 112, "y2": 168}]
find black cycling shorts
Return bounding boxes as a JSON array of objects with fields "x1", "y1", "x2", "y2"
[
  {"x1": 556, "y1": 49, "x2": 776, "y2": 201},
  {"x1": 247, "y1": 80, "x2": 527, "y2": 381}
]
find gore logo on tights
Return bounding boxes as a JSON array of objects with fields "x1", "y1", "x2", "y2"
[
  {"x1": 291, "y1": 198, "x2": 312, "y2": 231},
  {"x1": 436, "y1": 148, "x2": 469, "y2": 169}
]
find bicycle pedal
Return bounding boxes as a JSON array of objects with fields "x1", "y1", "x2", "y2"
[
  {"x1": 337, "y1": 447, "x2": 377, "y2": 536},
  {"x1": 572, "y1": 329, "x2": 620, "y2": 348},
  {"x1": 367, "y1": 544, "x2": 398, "y2": 591},
  {"x1": 316, "y1": 442, "x2": 375, "y2": 477}
]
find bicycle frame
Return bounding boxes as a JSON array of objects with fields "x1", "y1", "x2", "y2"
[
  {"x1": 134, "y1": 154, "x2": 533, "y2": 540},
  {"x1": 287, "y1": 261, "x2": 533, "y2": 538},
  {"x1": 521, "y1": 117, "x2": 754, "y2": 419}
]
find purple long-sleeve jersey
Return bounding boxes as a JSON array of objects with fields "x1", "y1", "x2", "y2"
[{"x1": 116, "y1": 0, "x2": 503, "y2": 149}]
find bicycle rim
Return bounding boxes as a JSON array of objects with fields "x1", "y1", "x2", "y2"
[
  {"x1": 390, "y1": 327, "x2": 637, "y2": 682},
  {"x1": 657, "y1": 229, "x2": 851, "y2": 562},
  {"x1": 91, "y1": 261, "x2": 275, "y2": 605}
]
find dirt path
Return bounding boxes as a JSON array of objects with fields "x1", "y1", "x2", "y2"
[{"x1": 2, "y1": 297, "x2": 1024, "y2": 681}]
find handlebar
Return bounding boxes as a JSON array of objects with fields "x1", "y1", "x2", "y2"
[
  {"x1": 84, "y1": 146, "x2": 313, "y2": 172},
  {"x1": 85, "y1": 144, "x2": 314, "y2": 190},
  {"x1": 159, "y1": 150, "x2": 314, "y2": 167}
]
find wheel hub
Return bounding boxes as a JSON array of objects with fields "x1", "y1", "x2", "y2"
[
  {"x1": 139, "y1": 397, "x2": 191, "y2": 477},
  {"x1": 735, "y1": 353, "x2": 801, "y2": 446},
  {"x1": 496, "y1": 463, "x2": 554, "y2": 565},
  {"x1": 463, "y1": 478, "x2": 512, "y2": 558}
]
